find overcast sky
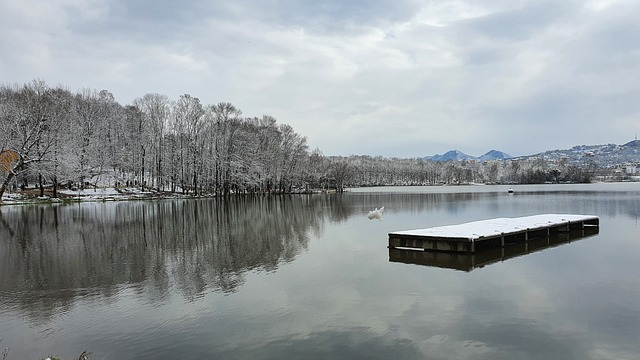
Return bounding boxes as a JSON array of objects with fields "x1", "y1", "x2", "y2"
[{"x1": 1, "y1": 0, "x2": 639, "y2": 157}]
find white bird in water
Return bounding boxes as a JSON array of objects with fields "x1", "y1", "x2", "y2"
[{"x1": 367, "y1": 206, "x2": 384, "y2": 220}]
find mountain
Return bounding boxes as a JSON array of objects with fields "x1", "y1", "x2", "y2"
[
  {"x1": 422, "y1": 140, "x2": 640, "y2": 165},
  {"x1": 423, "y1": 150, "x2": 475, "y2": 162},
  {"x1": 423, "y1": 149, "x2": 512, "y2": 162},
  {"x1": 478, "y1": 150, "x2": 512, "y2": 161}
]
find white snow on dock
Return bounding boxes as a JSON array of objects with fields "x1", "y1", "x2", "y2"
[{"x1": 390, "y1": 214, "x2": 599, "y2": 241}]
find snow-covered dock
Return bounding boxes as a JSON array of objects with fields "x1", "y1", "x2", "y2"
[
  {"x1": 389, "y1": 214, "x2": 600, "y2": 253},
  {"x1": 389, "y1": 225, "x2": 599, "y2": 271}
]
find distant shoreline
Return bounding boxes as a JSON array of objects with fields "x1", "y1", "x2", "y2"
[{"x1": 3, "y1": 181, "x2": 639, "y2": 206}]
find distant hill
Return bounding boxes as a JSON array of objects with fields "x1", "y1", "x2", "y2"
[
  {"x1": 518, "y1": 140, "x2": 640, "y2": 166},
  {"x1": 423, "y1": 149, "x2": 512, "y2": 162},
  {"x1": 623, "y1": 139, "x2": 640, "y2": 148},
  {"x1": 423, "y1": 150, "x2": 474, "y2": 162},
  {"x1": 422, "y1": 140, "x2": 640, "y2": 166},
  {"x1": 479, "y1": 150, "x2": 512, "y2": 161}
]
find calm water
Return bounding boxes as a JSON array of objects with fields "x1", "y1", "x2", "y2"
[{"x1": 1, "y1": 183, "x2": 639, "y2": 359}]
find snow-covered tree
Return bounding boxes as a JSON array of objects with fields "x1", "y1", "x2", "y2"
[
  {"x1": 0, "y1": 81, "x2": 72, "y2": 200},
  {"x1": 133, "y1": 93, "x2": 170, "y2": 191}
]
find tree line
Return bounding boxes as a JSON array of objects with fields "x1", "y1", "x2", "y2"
[
  {"x1": 0, "y1": 80, "x2": 315, "y2": 199},
  {"x1": 329, "y1": 154, "x2": 596, "y2": 187},
  {"x1": 0, "y1": 80, "x2": 598, "y2": 201}
]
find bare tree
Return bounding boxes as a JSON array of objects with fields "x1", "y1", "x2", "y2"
[
  {"x1": 276, "y1": 124, "x2": 308, "y2": 193},
  {"x1": 0, "y1": 81, "x2": 68, "y2": 200},
  {"x1": 173, "y1": 94, "x2": 204, "y2": 194},
  {"x1": 134, "y1": 93, "x2": 170, "y2": 191},
  {"x1": 210, "y1": 102, "x2": 242, "y2": 196}
]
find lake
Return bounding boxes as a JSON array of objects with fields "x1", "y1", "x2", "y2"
[{"x1": 1, "y1": 183, "x2": 639, "y2": 359}]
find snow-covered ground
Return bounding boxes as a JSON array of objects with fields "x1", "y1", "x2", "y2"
[
  {"x1": 1, "y1": 187, "x2": 171, "y2": 205},
  {"x1": 58, "y1": 188, "x2": 122, "y2": 197}
]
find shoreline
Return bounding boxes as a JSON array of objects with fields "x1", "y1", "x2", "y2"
[
  {"x1": 0, "y1": 186, "x2": 324, "y2": 206},
  {"x1": 3, "y1": 181, "x2": 638, "y2": 206}
]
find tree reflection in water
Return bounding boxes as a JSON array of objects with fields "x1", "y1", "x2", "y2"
[
  {"x1": 0, "y1": 195, "x2": 329, "y2": 324},
  {"x1": 2, "y1": 185, "x2": 640, "y2": 359},
  {"x1": 2, "y1": 189, "x2": 637, "y2": 325}
]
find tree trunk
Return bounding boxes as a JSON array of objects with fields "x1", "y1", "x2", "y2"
[
  {"x1": 52, "y1": 175, "x2": 58, "y2": 198},
  {"x1": 0, "y1": 172, "x2": 16, "y2": 203},
  {"x1": 0, "y1": 157, "x2": 25, "y2": 203},
  {"x1": 193, "y1": 172, "x2": 197, "y2": 195},
  {"x1": 141, "y1": 145, "x2": 145, "y2": 191},
  {"x1": 39, "y1": 173, "x2": 44, "y2": 197},
  {"x1": 157, "y1": 154, "x2": 162, "y2": 191}
]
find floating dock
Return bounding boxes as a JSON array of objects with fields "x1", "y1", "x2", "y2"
[
  {"x1": 388, "y1": 214, "x2": 599, "y2": 253},
  {"x1": 389, "y1": 226, "x2": 599, "y2": 271}
]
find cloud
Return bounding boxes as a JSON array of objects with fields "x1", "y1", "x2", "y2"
[{"x1": 1, "y1": 0, "x2": 639, "y2": 157}]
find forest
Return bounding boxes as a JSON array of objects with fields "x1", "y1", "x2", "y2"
[{"x1": 0, "y1": 80, "x2": 598, "y2": 201}]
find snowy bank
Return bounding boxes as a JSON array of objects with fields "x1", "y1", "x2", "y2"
[{"x1": 0, "y1": 187, "x2": 186, "y2": 205}]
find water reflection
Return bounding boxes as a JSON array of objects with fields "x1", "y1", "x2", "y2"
[
  {"x1": 1, "y1": 185, "x2": 640, "y2": 359},
  {"x1": 0, "y1": 196, "x2": 326, "y2": 323},
  {"x1": 2, "y1": 189, "x2": 630, "y2": 322},
  {"x1": 389, "y1": 227, "x2": 600, "y2": 271},
  {"x1": 344, "y1": 190, "x2": 640, "y2": 220}
]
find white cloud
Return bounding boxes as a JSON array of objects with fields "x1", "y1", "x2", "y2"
[
  {"x1": 413, "y1": 1, "x2": 493, "y2": 26},
  {"x1": 163, "y1": 52, "x2": 208, "y2": 72},
  {"x1": 585, "y1": 0, "x2": 625, "y2": 12},
  {"x1": 1, "y1": 0, "x2": 639, "y2": 157}
]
